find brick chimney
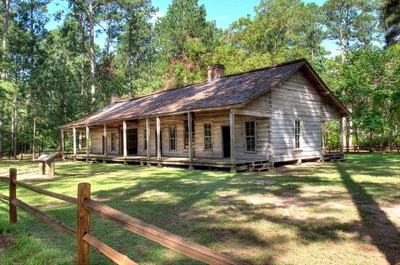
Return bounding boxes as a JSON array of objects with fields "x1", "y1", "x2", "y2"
[
  {"x1": 110, "y1": 93, "x2": 119, "y2": 103},
  {"x1": 208, "y1": 64, "x2": 225, "y2": 82}
]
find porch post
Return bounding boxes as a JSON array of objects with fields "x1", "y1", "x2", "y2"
[
  {"x1": 60, "y1": 128, "x2": 65, "y2": 160},
  {"x1": 73, "y1": 127, "x2": 77, "y2": 159},
  {"x1": 123, "y1": 120, "x2": 127, "y2": 159},
  {"x1": 103, "y1": 123, "x2": 107, "y2": 160},
  {"x1": 156, "y1": 116, "x2": 161, "y2": 162},
  {"x1": 146, "y1": 118, "x2": 150, "y2": 160},
  {"x1": 229, "y1": 110, "x2": 236, "y2": 172},
  {"x1": 85, "y1": 126, "x2": 90, "y2": 160},
  {"x1": 340, "y1": 117, "x2": 345, "y2": 153},
  {"x1": 188, "y1": 112, "x2": 193, "y2": 165}
]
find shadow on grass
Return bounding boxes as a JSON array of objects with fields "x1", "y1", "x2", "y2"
[
  {"x1": 2, "y1": 157, "x2": 399, "y2": 264},
  {"x1": 337, "y1": 165, "x2": 400, "y2": 265}
]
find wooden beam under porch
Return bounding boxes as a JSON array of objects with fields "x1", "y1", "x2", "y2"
[{"x1": 66, "y1": 154, "x2": 271, "y2": 172}]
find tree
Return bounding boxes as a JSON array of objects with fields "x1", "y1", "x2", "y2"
[
  {"x1": 216, "y1": 0, "x2": 326, "y2": 73},
  {"x1": 116, "y1": 0, "x2": 155, "y2": 97},
  {"x1": 323, "y1": 0, "x2": 379, "y2": 62},
  {"x1": 155, "y1": 0, "x2": 221, "y2": 88},
  {"x1": 339, "y1": 47, "x2": 400, "y2": 150},
  {"x1": 382, "y1": 0, "x2": 400, "y2": 46},
  {"x1": 0, "y1": 0, "x2": 11, "y2": 158}
]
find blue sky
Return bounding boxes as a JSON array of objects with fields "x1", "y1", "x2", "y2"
[
  {"x1": 152, "y1": 0, "x2": 327, "y2": 29},
  {"x1": 47, "y1": 0, "x2": 339, "y2": 56}
]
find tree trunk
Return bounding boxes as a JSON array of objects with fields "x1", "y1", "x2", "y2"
[
  {"x1": 2, "y1": 0, "x2": 10, "y2": 77},
  {"x1": 388, "y1": 129, "x2": 393, "y2": 151},
  {"x1": 127, "y1": 22, "x2": 133, "y2": 97},
  {"x1": 0, "y1": 111, "x2": 3, "y2": 159},
  {"x1": 369, "y1": 131, "x2": 373, "y2": 153},
  {"x1": 354, "y1": 126, "x2": 359, "y2": 152},
  {"x1": 81, "y1": 13, "x2": 85, "y2": 95},
  {"x1": 106, "y1": 19, "x2": 112, "y2": 56},
  {"x1": 32, "y1": 117, "x2": 36, "y2": 160},
  {"x1": 0, "y1": 0, "x2": 10, "y2": 158},
  {"x1": 339, "y1": 29, "x2": 345, "y2": 63},
  {"x1": 12, "y1": 98, "x2": 17, "y2": 159},
  {"x1": 88, "y1": 0, "x2": 96, "y2": 111}
]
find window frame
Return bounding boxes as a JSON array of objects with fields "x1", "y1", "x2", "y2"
[
  {"x1": 244, "y1": 120, "x2": 257, "y2": 153},
  {"x1": 203, "y1": 123, "x2": 212, "y2": 151},
  {"x1": 110, "y1": 132, "x2": 117, "y2": 151},
  {"x1": 184, "y1": 119, "x2": 195, "y2": 149},
  {"x1": 169, "y1": 126, "x2": 177, "y2": 151},
  {"x1": 294, "y1": 120, "x2": 302, "y2": 150}
]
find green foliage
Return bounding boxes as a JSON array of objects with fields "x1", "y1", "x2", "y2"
[
  {"x1": 339, "y1": 46, "x2": 400, "y2": 146},
  {"x1": 0, "y1": 0, "x2": 398, "y2": 156},
  {"x1": 1, "y1": 155, "x2": 400, "y2": 264},
  {"x1": 155, "y1": 0, "x2": 221, "y2": 88},
  {"x1": 381, "y1": 0, "x2": 400, "y2": 46}
]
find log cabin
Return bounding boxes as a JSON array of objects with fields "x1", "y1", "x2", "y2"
[{"x1": 61, "y1": 59, "x2": 350, "y2": 172}]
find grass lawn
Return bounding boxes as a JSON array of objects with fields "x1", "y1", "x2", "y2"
[{"x1": 0, "y1": 154, "x2": 399, "y2": 265}]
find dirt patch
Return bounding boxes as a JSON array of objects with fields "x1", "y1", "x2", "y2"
[{"x1": 0, "y1": 230, "x2": 13, "y2": 252}]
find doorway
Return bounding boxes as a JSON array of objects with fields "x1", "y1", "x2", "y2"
[
  {"x1": 222, "y1": 126, "x2": 230, "y2": 158},
  {"x1": 127, "y1": 128, "x2": 138, "y2": 155},
  {"x1": 155, "y1": 130, "x2": 163, "y2": 156},
  {"x1": 102, "y1": 136, "x2": 106, "y2": 154}
]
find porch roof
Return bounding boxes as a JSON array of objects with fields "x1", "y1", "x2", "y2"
[{"x1": 62, "y1": 59, "x2": 350, "y2": 129}]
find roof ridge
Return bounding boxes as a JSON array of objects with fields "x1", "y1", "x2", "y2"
[{"x1": 116, "y1": 58, "x2": 307, "y2": 103}]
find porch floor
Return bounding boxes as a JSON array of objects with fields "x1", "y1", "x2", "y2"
[{"x1": 67, "y1": 154, "x2": 271, "y2": 172}]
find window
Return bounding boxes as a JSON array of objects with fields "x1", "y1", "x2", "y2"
[
  {"x1": 184, "y1": 120, "x2": 195, "y2": 149},
  {"x1": 144, "y1": 128, "x2": 147, "y2": 150},
  {"x1": 169, "y1": 126, "x2": 176, "y2": 151},
  {"x1": 111, "y1": 132, "x2": 117, "y2": 151},
  {"x1": 245, "y1": 121, "x2": 256, "y2": 152},
  {"x1": 204, "y1": 124, "x2": 212, "y2": 150},
  {"x1": 294, "y1": 120, "x2": 301, "y2": 149}
]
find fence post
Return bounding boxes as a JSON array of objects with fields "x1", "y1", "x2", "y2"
[
  {"x1": 9, "y1": 168, "x2": 17, "y2": 224},
  {"x1": 77, "y1": 183, "x2": 91, "y2": 265}
]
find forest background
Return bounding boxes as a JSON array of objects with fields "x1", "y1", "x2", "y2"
[{"x1": 0, "y1": 0, "x2": 399, "y2": 158}]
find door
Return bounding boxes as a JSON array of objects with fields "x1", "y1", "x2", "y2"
[
  {"x1": 222, "y1": 126, "x2": 230, "y2": 158},
  {"x1": 127, "y1": 129, "x2": 138, "y2": 155},
  {"x1": 155, "y1": 130, "x2": 163, "y2": 156},
  {"x1": 102, "y1": 136, "x2": 106, "y2": 154}
]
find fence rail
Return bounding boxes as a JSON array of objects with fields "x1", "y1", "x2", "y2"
[{"x1": 0, "y1": 168, "x2": 247, "y2": 265}]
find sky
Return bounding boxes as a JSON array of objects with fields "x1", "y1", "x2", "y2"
[{"x1": 47, "y1": 0, "x2": 339, "y2": 56}]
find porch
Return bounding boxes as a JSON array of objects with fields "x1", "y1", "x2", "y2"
[
  {"x1": 61, "y1": 109, "x2": 272, "y2": 172},
  {"x1": 67, "y1": 154, "x2": 271, "y2": 172}
]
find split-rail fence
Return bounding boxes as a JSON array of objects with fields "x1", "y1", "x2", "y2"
[{"x1": 0, "y1": 168, "x2": 247, "y2": 265}]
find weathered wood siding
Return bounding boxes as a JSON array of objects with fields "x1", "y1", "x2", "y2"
[
  {"x1": 90, "y1": 129, "x2": 103, "y2": 154},
  {"x1": 321, "y1": 102, "x2": 342, "y2": 121},
  {"x1": 270, "y1": 70, "x2": 338, "y2": 162},
  {"x1": 137, "y1": 115, "x2": 188, "y2": 158},
  {"x1": 132, "y1": 111, "x2": 271, "y2": 161},
  {"x1": 234, "y1": 116, "x2": 270, "y2": 160},
  {"x1": 193, "y1": 112, "x2": 227, "y2": 158},
  {"x1": 188, "y1": 111, "x2": 270, "y2": 160},
  {"x1": 85, "y1": 70, "x2": 343, "y2": 164},
  {"x1": 89, "y1": 127, "x2": 120, "y2": 155}
]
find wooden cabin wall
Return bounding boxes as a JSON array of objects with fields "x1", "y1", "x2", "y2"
[
  {"x1": 193, "y1": 112, "x2": 228, "y2": 158},
  {"x1": 106, "y1": 128, "x2": 120, "y2": 155},
  {"x1": 137, "y1": 115, "x2": 188, "y2": 158},
  {"x1": 88, "y1": 127, "x2": 120, "y2": 155},
  {"x1": 234, "y1": 116, "x2": 270, "y2": 161},
  {"x1": 321, "y1": 103, "x2": 342, "y2": 121},
  {"x1": 270, "y1": 70, "x2": 331, "y2": 162},
  {"x1": 90, "y1": 128, "x2": 103, "y2": 154}
]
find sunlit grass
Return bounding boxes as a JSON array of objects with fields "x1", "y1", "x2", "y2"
[{"x1": 0, "y1": 154, "x2": 399, "y2": 264}]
